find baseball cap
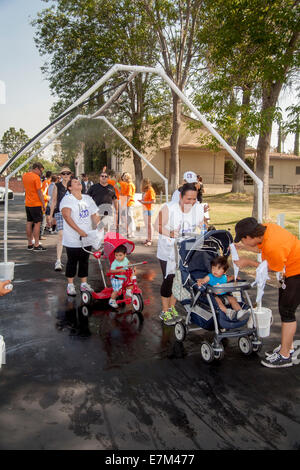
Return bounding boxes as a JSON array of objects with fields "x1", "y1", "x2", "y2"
[
  {"x1": 183, "y1": 171, "x2": 197, "y2": 183},
  {"x1": 234, "y1": 217, "x2": 259, "y2": 243}
]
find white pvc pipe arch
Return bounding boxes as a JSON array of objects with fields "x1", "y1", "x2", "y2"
[{"x1": 3, "y1": 63, "x2": 263, "y2": 263}]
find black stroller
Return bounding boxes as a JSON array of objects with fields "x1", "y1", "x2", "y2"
[{"x1": 173, "y1": 230, "x2": 262, "y2": 363}]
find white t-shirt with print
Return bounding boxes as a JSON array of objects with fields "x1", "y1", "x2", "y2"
[
  {"x1": 157, "y1": 201, "x2": 205, "y2": 261},
  {"x1": 60, "y1": 193, "x2": 99, "y2": 247}
]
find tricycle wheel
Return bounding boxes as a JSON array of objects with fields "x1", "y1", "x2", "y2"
[
  {"x1": 200, "y1": 341, "x2": 215, "y2": 363},
  {"x1": 132, "y1": 293, "x2": 144, "y2": 312},
  {"x1": 81, "y1": 291, "x2": 92, "y2": 305}
]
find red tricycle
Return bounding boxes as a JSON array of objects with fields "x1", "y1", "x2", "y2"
[{"x1": 81, "y1": 232, "x2": 147, "y2": 312}]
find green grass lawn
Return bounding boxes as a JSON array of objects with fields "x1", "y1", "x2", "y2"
[{"x1": 205, "y1": 192, "x2": 300, "y2": 238}]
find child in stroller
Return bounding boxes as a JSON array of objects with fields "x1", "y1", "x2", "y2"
[
  {"x1": 173, "y1": 229, "x2": 262, "y2": 363},
  {"x1": 196, "y1": 255, "x2": 250, "y2": 321}
]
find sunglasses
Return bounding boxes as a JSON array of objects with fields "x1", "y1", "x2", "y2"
[
  {"x1": 100, "y1": 174, "x2": 108, "y2": 178},
  {"x1": 61, "y1": 171, "x2": 71, "y2": 175}
]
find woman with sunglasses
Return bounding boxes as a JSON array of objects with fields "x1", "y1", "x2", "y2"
[{"x1": 50, "y1": 167, "x2": 72, "y2": 271}]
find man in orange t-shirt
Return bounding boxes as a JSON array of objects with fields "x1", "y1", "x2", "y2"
[
  {"x1": 234, "y1": 217, "x2": 300, "y2": 369},
  {"x1": 22, "y1": 162, "x2": 46, "y2": 251}
]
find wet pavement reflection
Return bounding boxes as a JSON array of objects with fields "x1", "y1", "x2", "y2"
[{"x1": 0, "y1": 198, "x2": 300, "y2": 450}]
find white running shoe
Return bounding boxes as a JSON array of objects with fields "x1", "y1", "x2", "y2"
[
  {"x1": 237, "y1": 309, "x2": 250, "y2": 321},
  {"x1": 126, "y1": 289, "x2": 133, "y2": 298},
  {"x1": 265, "y1": 344, "x2": 295, "y2": 358},
  {"x1": 80, "y1": 282, "x2": 94, "y2": 293},
  {"x1": 108, "y1": 298, "x2": 118, "y2": 308},
  {"x1": 54, "y1": 260, "x2": 63, "y2": 271},
  {"x1": 67, "y1": 284, "x2": 76, "y2": 296}
]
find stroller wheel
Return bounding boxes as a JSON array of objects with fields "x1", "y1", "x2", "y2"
[
  {"x1": 238, "y1": 336, "x2": 253, "y2": 355},
  {"x1": 200, "y1": 341, "x2": 215, "y2": 363},
  {"x1": 132, "y1": 293, "x2": 144, "y2": 312},
  {"x1": 252, "y1": 340, "x2": 263, "y2": 353},
  {"x1": 81, "y1": 291, "x2": 92, "y2": 305},
  {"x1": 174, "y1": 322, "x2": 186, "y2": 342},
  {"x1": 213, "y1": 343, "x2": 225, "y2": 361}
]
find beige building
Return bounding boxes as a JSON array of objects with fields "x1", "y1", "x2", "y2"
[{"x1": 112, "y1": 116, "x2": 300, "y2": 188}]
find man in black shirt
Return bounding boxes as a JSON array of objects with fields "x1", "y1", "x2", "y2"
[{"x1": 88, "y1": 171, "x2": 118, "y2": 228}]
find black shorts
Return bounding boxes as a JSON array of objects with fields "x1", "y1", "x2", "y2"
[
  {"x1": 278, "y1": 274, "x2": 300, "y2": 323},
  {"x1": 25, "y1": 206, "x2": 43, "y2": 223}
]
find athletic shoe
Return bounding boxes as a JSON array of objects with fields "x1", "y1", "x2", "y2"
[
  {"x1": 27, "y1": 244, "x2": 34, "y2": 250},
  {"x1": 67, "y1": 284, "x2": 76, "y2": 296},
  {"x1": 226, "y1": 308, "x2": 236, "y2": 320},
  {"x1": 236, "y1": 309, "x2": 250, "y2": 321},
  {"x1": 33, "y1": 245, "x2": 47, "y2": 251},
  {"x1": 261, "y1": 352, "x2": 293, "y2": 368},
  {"x1": 169, "y1": 305, "x2": 181, "y2": 320},
  {"x1": 159, "y1": 310, "x2": 176, "y2": 326},
  {"x1": 108, "y1": 298, "x2": 118, "y2": 308},
  {"x1": 54, "y1": 260, "x2": 63, "y2": 271},
  {"x1": 80, "y1": 282, "x2": 94, "y2": 293},
  {"x1": 265, "y1": 344, "x2": 294, "y2": 358}
]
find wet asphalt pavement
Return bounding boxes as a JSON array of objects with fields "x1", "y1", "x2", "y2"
[{"x1": 0, "y1": 196, "x2": 299, "y2": 450}]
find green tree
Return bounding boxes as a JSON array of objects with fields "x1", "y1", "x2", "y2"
[
  {"x1": 0, "y1": 127, "x2": 43, "y2": 174},
  {"x1": 139, "y1": 0, "x2": 204, "y2": 191},
  {"x1": 33, "y1": 0, "x2": 170, "y2": 190},
  {"x1": 194, "y1": 0, "x2": 299, "y2": 218}
]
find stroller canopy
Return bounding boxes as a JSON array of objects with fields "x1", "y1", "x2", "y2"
[
  {"x1": 179, "y1": 230, "x2": 233, "y2": 284},
  {"x1": 104, "y1": 232, "x2": 135, "y2": 263}
]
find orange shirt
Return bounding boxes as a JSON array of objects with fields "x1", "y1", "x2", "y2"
[
  {"x1": 142, "y1": 187, "x2": 156, "y2": 211},
  {"x1": 119, "y1": 181, "x2": 128, "y2": 196},
  {"x1": 258, "y1": 223, "x2": 300, "y2": 278},
  {"x1": 22, "y1": 172, "x2": 42, "y2": 207},
  {"x1": 107, "y1": 179, "x2": 119, "y2": 200},
  {"x1": 126, "y1": 182, "x2": 136, "y2": 207},
  {"x1": 41, "y1": 178, "x2": 51, "y2": 207}
]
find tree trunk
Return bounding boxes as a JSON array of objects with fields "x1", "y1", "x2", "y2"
[
  {"x1": 231, "y1": 88, "x2": 251, "y2": 193},
  {"x1": 132, "y1": 123, "x2": 143, "y2": 192},
  {"x1": 169, "y1": 92, "x2": 181, "y2": 193},
  {"x1": 294, "y1": 115, "x2": 299, "y2": 156},
  {"x1": 277, "y1": 122, "x2": 282, "y2": 153},
  {"x1": 232, "y1": 135, "x2": 247, "y2": 193},
  {"x1": 253, "y1": 82, "x2": 283, "y2": 220}
]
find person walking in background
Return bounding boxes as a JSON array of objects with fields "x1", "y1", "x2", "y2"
[
  {"x1": 118, "y1": 173, "x2": 128, "y2": 234},
  {"x1": 40, "y1": 170, "x2": 52, "y2": 240},
  {"x1": 196, "y1": 175, "x2": 205, "y2": 203},
  {"x1": 45, "y1": 175, "x2": 58, "y2": 233},
  {"x1": 171, "y1": 171, "x2": 198, "y2": 203},
  {"x1": 50, "y1": 167, "x2": 72, "y2": 271},
  {"x1": 123, "y1": 173, "x2": 136, "y2": 238},
  {"x1": 60, "y1": 177, "x2": 100, "y2": 296},
  {"x1": 138, "y1": 178, "x2": 156, "y2": 246},
  {"x1": 22, "y1": 162, "x2": 47, "y2": 252},
  {"x1": 87, "y1": 170, "x2": 118, "y2": 230},
  {"x1": 80, "y1": 173, "x2": 93, "y2": 194}
]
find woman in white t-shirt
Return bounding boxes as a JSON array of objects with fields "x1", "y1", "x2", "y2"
[
  {"x1": 60, "y1": 177, "x2": 100, "y2": 296},
  {"x1": 154, "y1": 183, "x2": 209, "y2": 323}
]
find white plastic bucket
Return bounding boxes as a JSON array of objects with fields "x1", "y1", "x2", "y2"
[
  {"x1": 0, "y1": 262, "x2": 14, "y2": 281},
  {"x1": 0, "y1": 335, "x2": 6, "y2": 368},
  {"x1": 253, "y1": 307, "x2": 273, "y2": 338}
]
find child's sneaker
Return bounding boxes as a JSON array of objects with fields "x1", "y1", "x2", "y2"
[
  {"x1": 237, "y1": 309, "x2": 250, "y2": 321},
  {"x1": 108, "y1": 298, "x2": 118, "y2": 308},
  {"x1": 126, "y1": 289, "x2": 133, "y2": 298},
  {"x1": 226, "y1": 308, "x2": 236, "y2": 320}
]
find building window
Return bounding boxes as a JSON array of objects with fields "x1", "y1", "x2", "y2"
[
  {"x1": 269, "y1": 166, "x2": 274, "y2": 179},
  {"x1": 296, "y1": 166, "x2": 300, "y2": 175}
]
